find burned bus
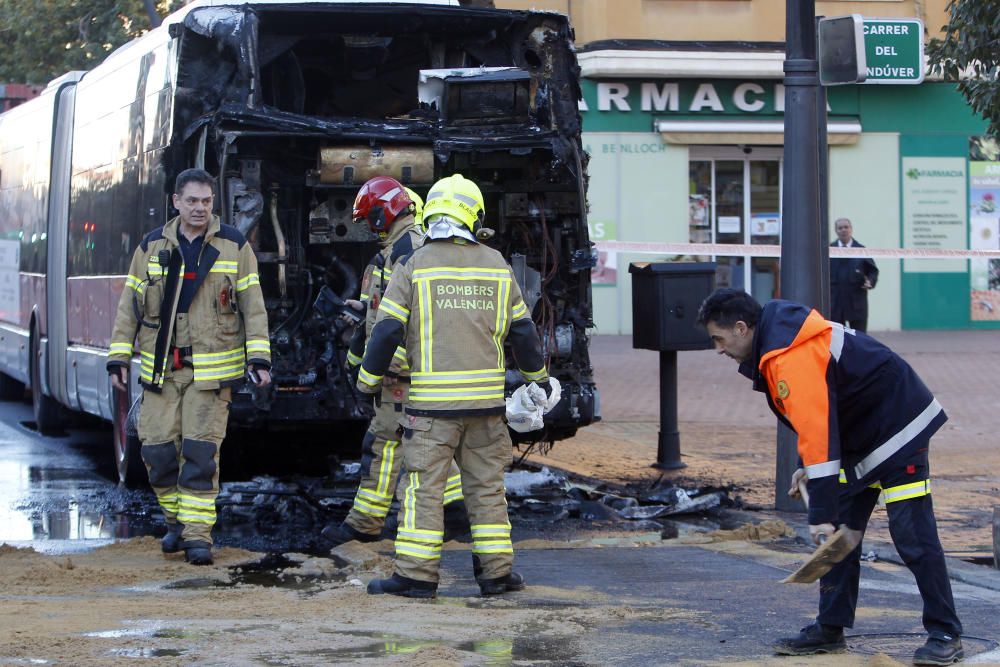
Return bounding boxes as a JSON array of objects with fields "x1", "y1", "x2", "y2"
[{"x1": 0, "y1": 0, "x2": 598, "y2": 485}]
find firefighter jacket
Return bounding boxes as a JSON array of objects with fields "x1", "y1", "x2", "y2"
[
  {"x1": 739, "y1": 300, "x2": 946, "y2": 526},
  {"x1": 107, "y1": 215, "x2": 271, "y2": 392},
  {"x1": 346, "y1": 217, "x2": 422, "y2": 377},
  {"x1": 356, "y1": 237, "x2": 548, "y2": 416}
]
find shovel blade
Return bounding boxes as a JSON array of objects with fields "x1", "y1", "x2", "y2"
[{"x1": 782, "y1": 526, "x2": 863, "y2": 584}]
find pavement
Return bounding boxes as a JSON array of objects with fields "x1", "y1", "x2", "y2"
[
  {"x1": 5, "y1": 331, "x2": 1000, "y2": 664},
  {"x1": 497, "y1": 330, "x2": 1000, "y2": 665},
  {"x1": 582, "y1": 330, "x2": 1000, "y2": 429}
]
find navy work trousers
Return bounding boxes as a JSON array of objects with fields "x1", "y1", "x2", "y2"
[{"x1": 816, "y1": 447, "x2": 962, "y2": 638}]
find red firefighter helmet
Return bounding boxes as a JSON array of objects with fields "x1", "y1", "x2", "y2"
[{"x1": 352, "y1": 176, "x2": 413, "y2": 234}]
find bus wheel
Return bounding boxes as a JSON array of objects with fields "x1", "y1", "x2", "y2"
[
  {"x1": 0, "y1": 372, "x2": 25, "y2": 401},
  {"x1": 30, "y1": 333, "x2": 63, "y2": 435},
  {"x1": 112, "y1": 386, "x2": 146, "y2": 487}
]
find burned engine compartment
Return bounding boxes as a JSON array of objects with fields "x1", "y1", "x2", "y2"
[{"x1": 168, "y1": 2, "x2": 597, "y2": 443}]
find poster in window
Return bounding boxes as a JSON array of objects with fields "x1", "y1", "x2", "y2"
[
  {"x1": 969, "y1": 138, "x2": 1000, "y2": 321},
  {"x1": 751, "y1": 213, "x2": 780, "y2": 237},
  {"x1": 717, "y1": 216, "x2": 740, "y2": 234}
]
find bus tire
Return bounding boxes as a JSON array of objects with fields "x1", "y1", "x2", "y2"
[
  {"x1": 0, "y1": 372, "x2": 25, "y2": 401},
  {"x1": 30, "y1": 332, "x2": 63, "y2": 435},
  {"x1": 112, "y1": 385, "x2": 146, "y2": 488}
]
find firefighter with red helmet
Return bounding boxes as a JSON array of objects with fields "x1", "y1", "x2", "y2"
[
  {"x1": 357, "y1": 174, "x2": 549, "y2": 598},
  {"x1": 322, "y1": 175, "x2": 464, "y2": 546}
]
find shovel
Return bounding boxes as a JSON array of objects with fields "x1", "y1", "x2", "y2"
[{"x1": 782, "y1": 480, "x2": 863, "y2": 584}]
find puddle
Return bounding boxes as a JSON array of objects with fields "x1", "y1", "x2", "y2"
[
  {"x1": 229, "y1": 553, "x2": 345, "y2": 591},
  {"x1": 0, "y1": 457, "x2": 160, "y2": 546},
  {"x1": 162, "y1": 554, "x2": 345, "y2": 594},
  {"x1": 0, "y1": 659, "x2": 51, "y2": 665},
  {"x1": 108, "y1": 648, "x2": 186, "y2": 658},
  {"x1": 276, "y1": 629, "x2": 580, "y2": 665},
  {"x1": 163, "y1": 577, "x2": 230, "y2": 591},
  {"x1": 151, "y1": 628, "x2": 194, "y2": 639},
  {"x1": 83, "y1": 620, "x2": 168, "y2": 639}
]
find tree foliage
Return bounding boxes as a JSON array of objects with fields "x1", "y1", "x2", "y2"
[
  {"x1": 927, "y1": 0, "x2": 1000, "y2": 137},
  {"x1": 0, "y1": 0, "x2": 185, "y2": 84}
]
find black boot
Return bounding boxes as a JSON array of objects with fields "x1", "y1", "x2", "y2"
[
  {"x1": 321, "y1": 521, "x2": 380, "y2": 547},
  {"x1": 366, "y1": 573, "x2": 437, "y2": 599},
  {"x1": 773, "y1": 622, "x2": 846, "y2": 655},
  {"x1": 183, "y1": 540, "x2": 213, "y2": 566},
  {"x1": 161, "y1": 522, "x2": 184, "y2": 554},
  {"x1": 913, "y1": 633, "x2": 963, "y2": 666},
  {"x1": 478, "y1": 572, "x2": 525, "y2": 596}
]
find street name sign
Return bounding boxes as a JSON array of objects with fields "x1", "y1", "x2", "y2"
[{"x1": 861, "y1": 18, "x2": 925, "y2": 84}]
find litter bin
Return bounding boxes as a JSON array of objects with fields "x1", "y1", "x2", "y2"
[{"x1": 628, "y1": 262, "x2": 716, "y2": 469}]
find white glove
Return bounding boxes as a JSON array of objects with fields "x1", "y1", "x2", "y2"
[
  {"x1": 506, "y1": 384, "x2": 543, "y2": 433},
  {"x1": 524, "y1": 382, "x2": 547, "y2": 410},
  {"x1": 505, "y1": 379, "x2": 563, "y2": 433}
]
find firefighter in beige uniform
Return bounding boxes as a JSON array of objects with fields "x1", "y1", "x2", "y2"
[
  {"x1": 322, "y1": 176, "x2": 464, "y2": 545},
  {"x1": 357, "y1": 174, "x2": 549, "y2": 598},
  {"x1": 107, "y1": 169, "x2": 271, "y2": 565}
]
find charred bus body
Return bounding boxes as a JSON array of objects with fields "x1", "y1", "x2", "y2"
[{"x1": 0, "y1": 0, "x2": 598, "y2": 483}]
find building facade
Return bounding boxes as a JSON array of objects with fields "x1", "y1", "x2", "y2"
[
  {"x1": 498, "y1": 0, "x2": 994, "y2": 332},
  {"x1": 0, "y1": 84, "x2": 43, "y2": 113}
]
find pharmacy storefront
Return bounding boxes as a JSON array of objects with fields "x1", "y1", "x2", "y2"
[{"x1": 579, "y1": 54, "x2": 995, "y2": 333}]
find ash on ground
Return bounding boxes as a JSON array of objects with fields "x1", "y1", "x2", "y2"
[{"x1": 208, "y1": 464, "x2": 739, "y2": 553}]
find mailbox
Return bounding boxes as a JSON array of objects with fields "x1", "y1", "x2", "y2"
[{"x1": 629, "y1": 262, "x2": 716, "y2": 351}]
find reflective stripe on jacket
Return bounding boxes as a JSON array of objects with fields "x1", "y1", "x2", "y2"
[
  {"x1": 107, "y1": 215, "x2": 271, "y2": 391},
  {"x1": 358, "y1": 237, "x2": 547, "y2": 416},
  {"x1": 739, "y1": 300, "x2": 945, "y2": 525}
]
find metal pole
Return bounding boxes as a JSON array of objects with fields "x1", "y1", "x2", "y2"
[
  {"x1": 143, "y1": 0, "x2": 162, "y2": 28},
  {"x1": 776, "y1": 0, "x2": 823, "y2": 511},
  {"x1": 817, "y1": 22, "x2": 831, "y2": 318},
  {"x1": 654, "y1": 350, "x2": 686, "y2": 470}
]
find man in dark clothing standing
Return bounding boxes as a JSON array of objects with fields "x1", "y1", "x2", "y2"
[
  {"x1": 697, "y1": 288, "x2": 963, "y2": 666},
  {"x1": 830, "y1": 217, "x2": 878, "y2": 333}
]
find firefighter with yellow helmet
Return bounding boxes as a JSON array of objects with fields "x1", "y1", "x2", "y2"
[
  {"x1": 357, "y1": 173, "x2": 549, "y2": 598},
  {"x1": 322, "y1": 175, "x2": 464, "y2": 546},
  {"x1": 404, "y1": 187, "x2": 424, "y2": 231}
]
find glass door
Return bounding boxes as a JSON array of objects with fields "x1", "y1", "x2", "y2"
[
  {"x1": 749, "y1": 160, "x2": 781, "y2": 301},
  {"x1": 688, "y1": 147, "x2": 783, "y2": 300}
]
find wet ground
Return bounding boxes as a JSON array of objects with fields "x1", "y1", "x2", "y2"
[
  {"x1": 0, "y1": 395, "x2": 744, "y2": 558},
  {"x1": 4, "y1": 330, "x2": 1000, "y2": 664},
  {"x1": 0, "y1": 401, "x2": 160, "y2": 551}
]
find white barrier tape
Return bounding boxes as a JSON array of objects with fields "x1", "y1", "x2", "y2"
[{"x1": 595, "y1": 240, "x2": 1000, "y2": 260}]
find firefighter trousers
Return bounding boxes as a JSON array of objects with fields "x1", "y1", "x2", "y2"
[
  {"x1": 817, "y1": 446, "x2": 962, "y2": 637},
  {"x1": 393, "y1": 413, "x2": 513, "y2": 583},
  {"x1": 137, "y1": 366, "x2": 231, "y2": 546},
  {"x1": 345, "y1": 381, "x2": 464, "y2": 536}
]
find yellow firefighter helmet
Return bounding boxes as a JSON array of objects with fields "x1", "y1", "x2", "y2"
[
  {"x1": 404, "y1": 187, "x2": 424, "y2": 230},
  {"x1": 422, "y1": 174, "x2": 485, "y2": 232}
]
